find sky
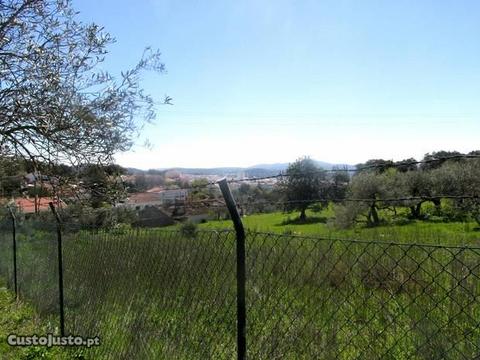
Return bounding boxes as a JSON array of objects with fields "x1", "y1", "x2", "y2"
[{"x1": 73, "y1": 0, "x2": 480, "y2": 169}]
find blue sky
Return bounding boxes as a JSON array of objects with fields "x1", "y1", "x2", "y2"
[{"x1": 73, "y1": 0, "x2": 480, "y2": 169}]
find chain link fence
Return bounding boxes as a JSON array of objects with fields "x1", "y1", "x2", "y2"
[
  {"x1": 17, "y1": 213, "x2": 59, "y2": 323},
  {"x1": 1, "y1": 214, "x2": 480, "y2": 359},
  {"x1": 62, "y1": 226, "x2": 237, "y2": 359},
  {"x1": 246, "y1": 231, "x2": 480, "y2": 359}
]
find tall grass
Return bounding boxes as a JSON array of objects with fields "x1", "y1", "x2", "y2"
[{"x1": 0, "y1": 221, "x2": 479, "y2": 359}]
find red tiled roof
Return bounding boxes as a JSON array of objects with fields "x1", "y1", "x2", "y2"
[{"x1": 15, "y1": 197, "x2": 63, "y2": 213}]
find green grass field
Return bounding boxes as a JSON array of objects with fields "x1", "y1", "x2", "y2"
[
  {"x1": 0, "y1": 209, "x2": 479, "y2": 359},
  {"x1": 192, "y1": 206, "x2": 480, "y2": 246}
]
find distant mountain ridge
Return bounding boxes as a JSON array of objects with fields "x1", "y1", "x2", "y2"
[
  {"x1": 248, "y1": 160, "x2": 353, "y2": 172},
  {"x1": 128, "y1": 160, "x2": 354, "y2": 177}
]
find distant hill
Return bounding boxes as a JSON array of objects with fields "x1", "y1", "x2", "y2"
[
  {"x1": 127, "y1": 160, "x2": 354, "y2": 177},
  {"x1": 168, "y1": 167, "x2": 245, "y2": 176},
  {"x1": 248, "y1": 160, "x2": 354, "y2": 172}
]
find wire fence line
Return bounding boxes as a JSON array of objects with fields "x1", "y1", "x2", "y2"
[
  {"x1": 183, "y1": 195, "x2": 480, "y2": 209},
  {"x1": 1, "y1": 203, "x2": 480, "y2": 359}
]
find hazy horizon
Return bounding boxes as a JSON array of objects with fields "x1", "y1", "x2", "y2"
[
  {"x1": 123, "y1": 157, "x2": 353, "y2": 171},
  {"x1": 120, "y1": 148, "x2": 479, "y2": 171}
]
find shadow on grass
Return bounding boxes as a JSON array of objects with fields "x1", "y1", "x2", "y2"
[{"x1": 277, "y1": 216, "x2": 328, "y2": 226}]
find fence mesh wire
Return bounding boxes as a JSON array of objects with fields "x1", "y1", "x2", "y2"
[
  {"x1": 62, "y1": 227, "x2": 237, "y2": 359},
  {"x1": 1, "y1": 218, "x2": 480, "y2": 359},
  {"x1": 246, "y1": 232, "x2": 480, "y2": 359},
  {"x1": 16, "y1": 214, "x2": 59, "y2": 332}
]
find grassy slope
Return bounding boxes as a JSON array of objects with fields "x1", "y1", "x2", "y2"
[{"x1": 0, "y1": 282, "x2": 67, "y2": 359}]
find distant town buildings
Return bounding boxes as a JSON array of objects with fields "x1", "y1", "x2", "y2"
[{"x1": 125, "y1": 188, "x2": 189, "y2": 208}]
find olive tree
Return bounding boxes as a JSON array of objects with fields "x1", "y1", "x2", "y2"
[
  {"x1": 0, "y1": 0, "x2": 169, "y2": 167},
  {"x1": 334, "y1": 169, "x2": 397, "y2": 228},
  {"x1": 431, "y1": 159, "x2": 480, "y2": 223},
  {"x1": 278, "y1": 157, "x2": 327, "y2": 221},
  {"x1": 399, "y1": 169, "x2": 438, "y2": 219}
]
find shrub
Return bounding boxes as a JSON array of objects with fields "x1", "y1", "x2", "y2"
[
  {"x1": 334, "y1": 203, "x2": 364, "y2": 229},
  {"x1": 53, "y1": 204, "x2": 138, "y2": 231},
  {"x1": 180, "y1": 221, "x2": 198, "y2": 238}
]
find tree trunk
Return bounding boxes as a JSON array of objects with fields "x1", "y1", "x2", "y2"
[
  {"x1": 299, "y1": 208, "x2": 307, "y2": 222},
  {"x1": 409, "y1": 202, "x2": 423, "y2": 219}
]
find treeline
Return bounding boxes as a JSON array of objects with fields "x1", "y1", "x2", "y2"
[
  {"x1": 335, "y1": 151, "x2": 480, "y2": 228},
  {"x1": 276, "y1": 151, "x2": 480, "y2": 228}
]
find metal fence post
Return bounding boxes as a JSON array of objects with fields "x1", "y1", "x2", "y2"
[
  {"x1": 49, "y1": 202, "x2": 65, "y2": 337},
  {"x1": 7, "y1": 207, "x2": 18, "y2": 299},
  {"x1": 218, "y1": 178, "x2": 246, "y2": 360}
]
